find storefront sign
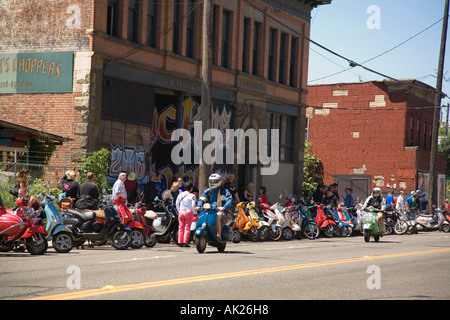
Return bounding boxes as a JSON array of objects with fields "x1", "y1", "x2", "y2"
[{"x1": 0, "y1": 52, "x2": 73, "y2": 93}]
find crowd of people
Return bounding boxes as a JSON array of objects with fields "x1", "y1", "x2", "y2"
[{"x1": 311, "y1": 183, "x2": 439, "y2": 213}]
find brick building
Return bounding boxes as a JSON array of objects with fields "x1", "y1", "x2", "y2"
[
  {"x1": 306, "y1": 80, "x2": 447, "y2": 206},
  {"x1": 0, "y1": 0, "x2": 331, "y2": 201}
]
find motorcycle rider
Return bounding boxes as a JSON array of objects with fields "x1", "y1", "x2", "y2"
[
  {"x1": 197, "y1": 174, "x2": 233, "y2": 239},
  {"x1": 363, "y1": 187, "x2": 386, "y2": 234}
]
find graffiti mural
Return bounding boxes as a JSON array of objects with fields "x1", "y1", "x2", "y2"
[
  {"x1": 151, "y1": 96, "x2": 233, "y2": 189},
  {"x1": 108, "y1": 145, "x2": 149, "y2": 185}
]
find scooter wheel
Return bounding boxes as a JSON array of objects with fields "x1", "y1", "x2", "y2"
[
  {"x1": 232, "y1": 229, "x2": 241, "y2": 243},
  {"x1": 110, "y1": 229, "x2": 131, "y2": 250},
  {"x1": 195, "y1": 235, "x2": 207, "y2": 253},
  {"x1": 52, "y1": 231, "x2": 74, "y2": 253},
  {"x1": 25, "y1": 236, "x2": 48, "y2": 255},
  {"x1": 145, "y1": 233, "x2": 156, "y2": 247},
  {"x1": 364, "y1": 231, "x2": 371, "y2": 242}
]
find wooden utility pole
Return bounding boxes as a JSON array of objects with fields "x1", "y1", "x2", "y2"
[
  {"x1": 199, "y1": 0, "x2": 213, "y2": 194},
  {"x1": 429, "y1": 0, "x2": 449, "y2": 213}
]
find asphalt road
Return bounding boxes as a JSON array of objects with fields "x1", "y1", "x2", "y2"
[{"x1": 1, "y1": 232, "x2": 449, "y2": 301}]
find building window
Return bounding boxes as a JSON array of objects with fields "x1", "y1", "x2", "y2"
[
  {"x1": 269, "y1": 113, "x2": 294, "y2": 163},
  {"x1": 279, "y1": 33, "x2": 287, "y2": 84},
  {"x1": 147, "y1": 1, "x2": 157, "y2": 47},
  {"x1": 242, "y1": 18, "x2": 251, "y2": 73},
  {"x1": 127, "y1": 0, "x2": 139, "y2": 42},
  {"x1": 289, "y1": 37, "x2": 298, "y2": 87},
  {"x1": 212, "y1": 5, "x2": 218, "y2": 65},
  {"x1": 186, "y1": 0, "x2": 196, "y2": 58},
  {"x1": 107, "y1": 0, "x2": 120, "y2": 37},
  {"x1": 173, "y1": 2, "x2": 181, "y2": 54},
  {"x1": 221, "y1": 10, "x2": 231, "y2": 68},
  {"x1": 268, "y1": 28, "x2": 276, "y2": 81},
  {"x1": 252, "y1": 21, "x2": 261, "y2": 76}
]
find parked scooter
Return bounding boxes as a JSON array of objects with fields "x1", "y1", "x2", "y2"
[
  {"x1": 143, "y1": 190, "x2": 179, "y2": 244},
  {"x1": 232, "y1": 202, "x2": 260, "y2": 242},
  {"x1": 282, "y1": 205, "x2": 302, "y2": 239},
  {"x1": 333, "y1": 206, "x2": 354, "y2": 237},
  {"x1": 271, "y1": 202, "x2": 295, "y2": 240},
  {"x1": 40, "y1": 194, "x2": 74, "y2": 253},
  {"x1": 258, "y1": 202, "x2": 283, "y2": 241},
  {"x1": 114, "y1": 196, "x2": 145, "y2": 249},
  {"x1": 315, "y1": 205, "x2": 339, "y2": 237},
  {"x1": 63, "y1": 198, "x2": 132, "y2": 250},
  {"x1": 194, "y1": 203, "x2": 233, "y2": 253},
  {"x1": 361, "y1": 206, "x2": 385, "y2": 242},
  {"x1": 415, "y1": 208, "x2": 450, "y2": 233},
  {"x1": 0, "y1": 198, "x2": 49, "y2": 255},
  {"x1": 298, "y1": 205, "x2": 319, "y2": 240},
  {"x1": 247, "y1": 202, "x2": 270, "y2": 241},
  {"x1": 132, "y1": 202, "x2": 156, "y2": 247}
]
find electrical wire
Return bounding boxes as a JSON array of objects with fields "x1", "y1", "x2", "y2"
[
  {"x1": 241, "y1": 0, "x2": 443, "y2": 96},
  {"x1": 309, "y1": 17, "x2": 443, "y2": 83}
]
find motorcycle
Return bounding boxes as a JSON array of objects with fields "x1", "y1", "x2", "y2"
[
  {"x1": 415, "y1": 208, "x2": 450, "y2": 233},
  {"x1": 0, "y1": 198, "x2": 49, "y2": 255},
  {"x1": 247, "y1": 201, "x2": 270, "y2": 241},
  {"x1": 394, "y1": 210, "x2": 417, "y2": 235},
  {"x1": 231, "y1": 202, "x2": 260, "y2": 242},
  {"x1": 383, "y1": 210, "x2": 398, "y2": 235},
  {"x1": 258, "y1": 202, "x2": 283, "y2": 241},
  {"x1": 315, "y1": 205, "x2": 339, "y2": 237},
  {"x1": 194, "y1": 203, "x2": 233, "y2": 253},
  {"x1": 63, "y1": 198, "x2": 132, "y2": 250},
  {"x1": 361, "y1": 206, "x2": 385, "y2": 242},
  {"x1": 143, "y1": 190, "x2": 179, "y2": 244},
  {"x1": 114, "y1": 196, "x2": 145, "y2": 249},
  {"x1": 40, "y1": 194, "x2": 74, "y2": 253}
]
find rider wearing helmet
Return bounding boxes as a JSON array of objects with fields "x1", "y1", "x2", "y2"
[
  {"x1": 363, "y1": 187, "x2": 386, "y2": 234},
  {"x1": 197, "y1": 173, "x2": 233, "y2": 239}
]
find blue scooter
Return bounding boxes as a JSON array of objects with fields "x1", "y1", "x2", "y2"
[
  {"x1": 40, "y1": 194, "x2": 74, "y2": 253},
  {"x1": 194, "y1": 203, "x2": 233, "y2": 253}
]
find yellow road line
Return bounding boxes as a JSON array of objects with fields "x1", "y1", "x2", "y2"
[{"x1": 28, "y1": 247, "x2": 450, "y2": 300}]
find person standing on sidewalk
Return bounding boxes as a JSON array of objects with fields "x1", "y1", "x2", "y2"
[{"x1": 175, "y1": 181, "x2": 197, "y2": 247}]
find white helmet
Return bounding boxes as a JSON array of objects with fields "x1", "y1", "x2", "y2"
[
  {"x1": 208, "y1": 173, "x2": 222, "y2": 189},
  {"x1": 372, "y1": 187, "x2": 382, "y2": 195}
]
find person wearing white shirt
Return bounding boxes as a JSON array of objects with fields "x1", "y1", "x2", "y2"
[
  {"x1": 175, "y1": 181, "x2": 197, "y2": 247},
  {"x1": 112, "y1": 172, "x2": 127, "y2": 201},
  {"x1": 396, "y1": 190, "x2": 405, "y2": 212}
]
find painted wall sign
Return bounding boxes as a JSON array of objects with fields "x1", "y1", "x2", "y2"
[{"x1": 0, "y1": 51, "x2": 74, "y2": 93}]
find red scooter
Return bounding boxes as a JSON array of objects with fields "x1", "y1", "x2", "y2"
[
  {"x1": 0, "y1": 198, "x2": 49, "y2": 255},
  {"x1": 314, "y1": 204, "x2": 339, "y2": 237},
  {"x1": 133, "y1": 203, "x2": 156, "y2": 248},
  {"x1": 115, "y1": 196, "x2": 145, "y2": 249}
]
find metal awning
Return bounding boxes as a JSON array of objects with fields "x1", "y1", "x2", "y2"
[{"x1": 0, "y1": 119, "x2": 71, "y2": 146}]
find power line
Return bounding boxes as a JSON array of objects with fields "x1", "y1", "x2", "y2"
[
  {"x1": 241, "y1": 0, "x2": 442, "y2": 95},
  {"x1": 309, "y1": 17, "x2": 443, "y2": 83}
]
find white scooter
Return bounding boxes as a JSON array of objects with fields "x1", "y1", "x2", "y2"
[
  {"x1": 271, "y1": 202, "x2": 295, "y2": 240},
  {"x1": 415, "y1": 208, "x2": 450, "y2": 233}
]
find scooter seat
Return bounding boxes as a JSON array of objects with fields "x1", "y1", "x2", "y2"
[
  {"x1": 144, "y1": 210, "x2": 158, "y2": 220},
  {"x1": 68, "y1": 208, "x2": 96, "y2": 221}
]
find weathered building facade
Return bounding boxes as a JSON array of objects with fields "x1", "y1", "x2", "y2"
[
  {"x1": 306, "y1": 80, "x2": 446, "y2": 205},
  {"x1": 0, "y1": 0, "x2": 331, "y2": 201}
]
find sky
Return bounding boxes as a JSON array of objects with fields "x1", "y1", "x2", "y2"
[{"x1": 308, "y1": 0, "x2": 450, "y2": 106}]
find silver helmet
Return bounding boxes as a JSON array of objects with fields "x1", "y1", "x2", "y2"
[{"x1": 208, "y1": 173, "x2": 222, "y2": 189}]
